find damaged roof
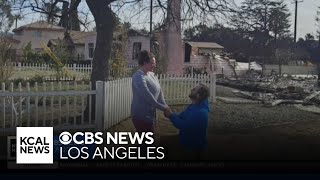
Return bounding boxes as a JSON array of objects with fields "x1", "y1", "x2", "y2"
[{"x1": 186, "y1": 41, "x2": 224, "y2": 49}]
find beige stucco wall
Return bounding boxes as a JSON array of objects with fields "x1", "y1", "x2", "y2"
[
  {"x1": 125, "y1": 36, "x2": 150, "y2": 66},
  {"x1": 14, "y1": 29, "x2": 64, "y2": 50},
  {"x1": 84, "y1": 34, "x2": 150, "y2": 65}
]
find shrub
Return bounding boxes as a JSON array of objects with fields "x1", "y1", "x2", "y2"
[
  {"x1": 0, "y1": 38, "x2": 14, "y2": 82},
  {"x1": 29, "y1": 74, "x2": 45, "y2": 85}
]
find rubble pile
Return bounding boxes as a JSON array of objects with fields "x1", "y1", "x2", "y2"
[{"x1": 217, "y1": 71, "x2": 320, "y2": 108}]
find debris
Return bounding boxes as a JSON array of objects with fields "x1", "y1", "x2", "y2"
[
  {"x1": 217, "y1": 97, "x2": 261, "y2": 104},
  {"x1": 269, "y1": 100, "x2": 304, "y2": 107},
  {"x1": 217, "y1": 72, "x2": 320, "y2": 107},
  {"x1": 304, "y1": 91, "x2": 320, "y2": 101},
  {"x1": 232, "y1": 90, "x2": 274, "y2": 102}
]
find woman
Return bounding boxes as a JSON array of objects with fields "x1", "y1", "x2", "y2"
[{"x1": 131, "y1": 50, "x2": 169, "y2": 133}]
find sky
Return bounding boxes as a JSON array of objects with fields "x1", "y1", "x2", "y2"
[
  {"x1": 11, "y1": 0, "x2": 320, "y2": 40},
  {"x1": 284, "y1": 0, "x2": 320, "y2": 39}
]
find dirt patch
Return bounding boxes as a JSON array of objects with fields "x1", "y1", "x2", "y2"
[
  {"x1": 107, "y1": 85, "x2": 320, "y2": 160},
  {"x1": 107, "y1": 102, "x2": 320, "y2": 160}
]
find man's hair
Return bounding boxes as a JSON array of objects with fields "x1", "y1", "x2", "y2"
[
  {"x1": 197, "y1": 84, "x2": 210, "y2": 102},
  {"x1": 138, "y1": 50, "x2": 154, "y2": 66}
]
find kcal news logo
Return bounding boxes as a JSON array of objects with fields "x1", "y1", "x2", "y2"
[{"x1": 16, "y1": 127, "x2": 53, "y2": 164}]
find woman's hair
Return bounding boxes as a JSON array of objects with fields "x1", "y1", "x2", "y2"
[{"x1": 138, "y1": 50, "x2": 154, "y2": 66}]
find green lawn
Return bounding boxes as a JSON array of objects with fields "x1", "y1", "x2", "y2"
[{"x1": 11, "y1": 69, "x2": 90, "y2": 81}]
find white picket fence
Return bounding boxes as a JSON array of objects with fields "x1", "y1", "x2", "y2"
[
  {"x1": 9, "y1": 62, "x2": 138, "y2": 73},
  {"x1": 8, "y1": 62, "x2": 139, "y2": 80},
  {"x1": 0, "y1": 73, "x2": 216, "y2": 133},
  {"x1": 0, "y1": 81, "x2": 99, "y2": 133},
  {"x1": 9, "y1": 62, "x2": 92, "y2": 74},
  {"x1": 103, "y1": 78, "x2": 133, "y2": 130},
  {"x1": 158, "y1": 74, "x2": 216, "y2": 105}
]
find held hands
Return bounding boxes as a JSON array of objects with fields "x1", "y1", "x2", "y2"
[{"x1": 163, "y1": 106, "x2": 173, "y2": 118}]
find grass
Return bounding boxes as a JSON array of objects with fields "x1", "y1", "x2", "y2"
[
  {"x1": 11, "y1": 69, "x2": 90, "y2": 80},
  {"x1": 1, "y1": 81, "x2": 90, "y2": 91}
]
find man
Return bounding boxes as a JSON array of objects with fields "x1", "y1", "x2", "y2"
[{"x1": 164, "y1": 84, "x2": 210, "y2": 159}]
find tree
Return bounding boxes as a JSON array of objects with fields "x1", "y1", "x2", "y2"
[
  {"x1": 14, "y1": 0, "x2": 81, "y2": 30},
  {"x1": 13, "y1": 0, "x2": 236, "y2": 119},
  {"x1": 305, "y1": 33, "x2": 315, "y2": 41},
  {"x1": 269, "y1": 3, "x2": 291, "y2": 47},
  {"x1": 41, "y1": 1, "x2": 60, "y2": 24},
  {"x1": 0, "y1": 0, "x2": 14, "y2": 33},
  {"x1": 22, "y1": 42, "x2": 47, "y2": 64},
  {"x1": 110, "y1": 21, "x2": 130, "y2": 78},
  {"x1": 0, "y1": 0, "x2": 14, "y2": 82},
  {"x1": 231, "y1": 0, "x2": 291, "y2": 60},
  {"x1": 183, "y1": 23, "x2": 252, "y2": 61},
  {"x1": 59, "y1": 0, "x2": 81, "y2": 30},
  {"x1": 316, "y1": 7, "x2": 320, "y2": 47},
  {"x1": 294, "y1": 34, "x2": 320, "y2": 64},
  {"x1": 0, "y1": 38, "x2": 14, "y2": 82}
]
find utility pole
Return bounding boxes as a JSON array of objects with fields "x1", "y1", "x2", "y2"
[
  {"x1": 294, "y1": 0, "x2": 303, "y2": 44},
  {"x1": 150, "y1": 0, "x2": 153, "y2": 52},
  {"x1": 294, "y1": 0, "x2": 298, "y2": 44}
]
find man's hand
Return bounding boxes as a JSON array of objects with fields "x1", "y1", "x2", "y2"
[{"x1": 164, "y1": 107, "x2": 172, "y2": 118}]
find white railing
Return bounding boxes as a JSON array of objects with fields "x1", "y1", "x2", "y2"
[
  {"x1": 9, "y1": 62, "x2": 92, "y2": 74},
  {"x1": 9, "y1": 62, "x2": 139, "y2": 73},
  {"x1": 0, "y1": 81, "x2": 101, "y2": 133},
  {"x1": 8, "y1": 62, "x2": 139, "y2": 80},
  {"x1": 0, "y1": 73, "x2": 216, "y2": 132}
]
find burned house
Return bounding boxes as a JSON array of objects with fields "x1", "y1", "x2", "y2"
[{"x1": 183, "y1": 41, "x2": 230, "y2": 75}]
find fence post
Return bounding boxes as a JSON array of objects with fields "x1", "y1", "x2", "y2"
[
  {"x1": 73, "y1": 63, "x2": 77, "y2": 71},
  {"x1": 18, "y1": 62, "x2": 21, "y2": 71},
  {"x1": 210, "y1": 73, "x2": 216, "y2": 103},
  {"x1": 95, "y1": 81, "x2": 104, "y2": 132}
]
